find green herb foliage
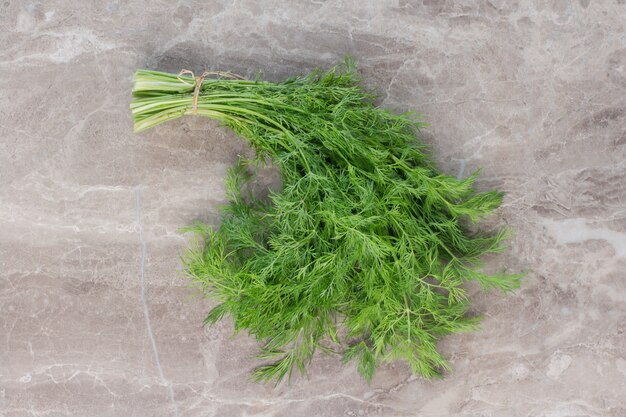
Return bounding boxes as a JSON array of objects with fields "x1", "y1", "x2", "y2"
[{"x1": 131, "y1": 60, "x2": 521, "y2": 384}]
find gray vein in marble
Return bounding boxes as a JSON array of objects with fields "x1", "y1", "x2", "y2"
[{"x1": 135, "y1": 188, "x2": 179, "y2": 417}]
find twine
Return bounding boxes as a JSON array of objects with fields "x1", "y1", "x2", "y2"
[{"x1": 177, "y1": 69, "x2": 246, "y2": 115}]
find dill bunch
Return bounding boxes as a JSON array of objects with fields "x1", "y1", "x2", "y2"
[{"x1": 130, "y1": 59, "x2": 521, "y2": 384}]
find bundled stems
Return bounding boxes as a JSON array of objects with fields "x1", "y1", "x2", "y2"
[{"x1": 130, "y1": 59, "x2": 522, "y2": 384}]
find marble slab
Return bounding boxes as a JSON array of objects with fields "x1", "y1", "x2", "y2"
[{"x1": 1, "y1": 1, "x2": 625, "y2": 416}]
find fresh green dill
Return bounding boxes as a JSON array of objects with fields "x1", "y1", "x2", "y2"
[{"x1": 130, "y1": 59, "x2": 522, "y2": 384}]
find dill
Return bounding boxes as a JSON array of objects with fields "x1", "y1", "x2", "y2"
[{"x1": 130, "y1": 59, "x2": 522, "y2": 384}]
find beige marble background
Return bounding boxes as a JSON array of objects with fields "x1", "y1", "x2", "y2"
[{"x1": 1, "y1": 1, "x2": 625, "y2": 416}]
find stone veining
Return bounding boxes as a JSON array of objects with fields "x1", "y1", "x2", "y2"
[{"x1": 135, "y1": 188, "x2": 179, "y2": 417}]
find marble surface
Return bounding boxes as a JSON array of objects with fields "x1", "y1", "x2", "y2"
[{"x1": 1, "y1": 1, "x2": 625, "y2": 416}]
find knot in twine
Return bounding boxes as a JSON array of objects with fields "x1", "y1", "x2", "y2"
[{"x1": 177, "y1": 69, "x2": 246, "y2": 114}]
